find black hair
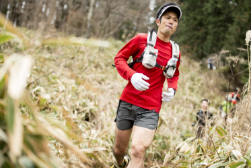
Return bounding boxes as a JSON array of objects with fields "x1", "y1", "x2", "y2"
[
  {"x1": 156, "y1": 2, "x2": 181, "y2": 22},
  {"x1": 234, "y1": 87, "x2": 239, "y2": 92},
  {"x1": 201, "y1": 99, "x2": 210, "y2": 105}
]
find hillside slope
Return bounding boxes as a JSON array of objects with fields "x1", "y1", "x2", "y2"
[
  {"x1": 27, "y1": 38, "x2": 226, "y2": 167},
  {"x1": 2, "y1": 28, "x2": 248, "y2": 167}
]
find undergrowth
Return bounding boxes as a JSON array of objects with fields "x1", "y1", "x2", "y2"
[{"x1": 1, "y1": 13, "x2": 251, "y2": 168}]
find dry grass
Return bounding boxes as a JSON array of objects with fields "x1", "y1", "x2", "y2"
[{"x1": 1, "y1": 13, "x2": 251, "y2": 167}]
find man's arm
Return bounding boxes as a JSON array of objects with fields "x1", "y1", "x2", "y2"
[
  {"x1": 196, "y1": 112, "x2": 199, "y2": 121},
  {"x1": 114, "y1": 34, "x2": 141, "y2": 81}
]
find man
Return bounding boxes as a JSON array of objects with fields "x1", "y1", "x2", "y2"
[
  {"x1": 194, "y1": 99, "x2": 213, "y2": 138},
  {"x1": 220, "y1": 94, "x2": 234, "y2": 121},
  {"x1": 111, "y1": 2, "x2": 182, "y2": 168},
  {"x1": 207, "y1": 58, "x2": 213, "y2": 70}
]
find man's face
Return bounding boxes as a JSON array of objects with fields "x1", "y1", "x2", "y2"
[
  {"x1": 156, "y1": 11, "x2": 178, "y2": 36},
  {"x1": 227, "y1": 94, "x2": 232, "y2": 101},
  {"x1": 201, "y1": 101, "x2": 208, "y2": 110}
]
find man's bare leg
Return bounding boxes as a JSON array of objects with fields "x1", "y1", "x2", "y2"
[
  {"x1": 127, "y1": 126, "x2": 155, "y2": 168},
  {"x1": 112, "y1": 127, "x2": 132, "y2": 165}
]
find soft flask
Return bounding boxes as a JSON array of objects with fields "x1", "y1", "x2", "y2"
[
  {"x1": 142, "y1": 29, "x2": 158, "y2": 69},
  {"x1": 163, "y1": 40, "x2": 179, "y2": 78},
  {"x1": 163, "y1": 57, "x2": 178, "y2": 78}
]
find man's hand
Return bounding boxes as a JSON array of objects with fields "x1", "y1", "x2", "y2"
[
  {"x1": 131, "y1": 73, "x2": 150, "y2": 91},
  {"x1": 162, "y1": 88, "x2": 175, "y2": 103}
]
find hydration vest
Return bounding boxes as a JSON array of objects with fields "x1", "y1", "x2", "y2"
[{"x1": 128, "y1": 28, "x2": 180, "y2": 78}]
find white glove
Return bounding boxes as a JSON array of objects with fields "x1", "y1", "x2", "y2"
[
  {"x1": 131, "y1": 73, "x2": 150, "y2": 91},
  {"x1": 162, "y1": 88, "x2": 175, "y2": 103}
]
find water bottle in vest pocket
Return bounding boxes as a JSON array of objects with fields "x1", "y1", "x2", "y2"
[
  {"x1": 163, "y1": 57, "x2": 178, "y2": 78},
  {"x1": 142, "y1": 29, "x2": 158, "y2": 69},
  {"x1": 142, "y1": 46, "x2": 158, "y2": 69},
  {"x1": 163, "y1": 40, "x2": 179, "y2": 78}
]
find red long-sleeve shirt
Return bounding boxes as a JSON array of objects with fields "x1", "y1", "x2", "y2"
[{"x1": 114, "y1": 33, "x2": 180, "y2": 113}]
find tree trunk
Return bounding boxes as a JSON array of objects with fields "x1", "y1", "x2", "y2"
[{"x1": 85, "y1": 0, "x2": 95, "y2": 38}]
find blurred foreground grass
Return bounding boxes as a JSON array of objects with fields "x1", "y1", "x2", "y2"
[{"x1": 1, "y1": 12, "x2": 251, "y2": 168}]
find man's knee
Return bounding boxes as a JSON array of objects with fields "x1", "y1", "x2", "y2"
[
  {"x1": 113, "y1": 145, "x2": 127, "y2": 156},
  {"x1": 130, "y1": 144, "x2": 146, "y2": 158}
]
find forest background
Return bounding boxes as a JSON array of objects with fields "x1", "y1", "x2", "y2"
[
  {"x1": 1, "y1": 0, "x2": 250, "y2": 87},
  {"x1": 0, "y1": 0, "x2": 251, "y2": 167}
]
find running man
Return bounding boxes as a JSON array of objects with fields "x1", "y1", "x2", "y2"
[
  {"x1": 220, "y1": 94, "x2": 234, "y2": 121},
  {"x1": 111, "y1": 2, "x2": 182, "y2": 168},
  {"x1": 195, "y1": 99, "x2": 213, "y2": 138}
]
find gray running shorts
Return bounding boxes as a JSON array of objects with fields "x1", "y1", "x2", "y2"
[{"x1": 115, "y1": 100, "x2": 159, "y2": 130}]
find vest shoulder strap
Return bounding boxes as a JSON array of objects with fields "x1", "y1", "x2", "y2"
[{"x1": 170, "y1": 40, "x2": 179, "y2": 58}]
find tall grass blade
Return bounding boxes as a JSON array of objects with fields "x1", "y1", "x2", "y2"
[
  {"x1": 7, "y1": 55, "x2": 32, "y2": 99},
  {"x1": 6, "y1": 96, "x2": 15, "y2": 132},
  {"x1": 0, "y1": 13, "x2": 29, "y2": 45},
  {"x1": 18, "y1": 156, "x2": 35, "y2": 168},
  {"x1": 0, "y1": 34, "x2": 13, "y2": 44},
  {"x1": 41, "y1": 37, "x2": 110, "y2": 48},
  {"x1": 245, "y1": 146, "x2": 251, "y2": 157},
  {"x1": 228, "y1": 160, "x2": 246, "y2": 168},
  {"x1": 209, "y1": 125, "x2": 217, "y2": 135},
  {"x1": 41, "y1": 124, "x2": 93, "y2": 163},
  {"x1": 243, "y1": 156, "x2": 251, "y2": 166},
  {"x1": 0, "y1": 129, "x2": 8, "y2": 142},
  {"x1": 208, "y1": 162, "x2": 224, "y2": 168},
  {"x1": 9, "y1": 109, "x2": 23, "y2": 158},
  {"x1": 217, "y1": 126, "x2": 227, "y2": 136}
]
